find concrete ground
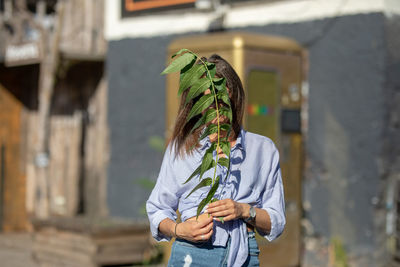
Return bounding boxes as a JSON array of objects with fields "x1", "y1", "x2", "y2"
[{"x1": 0, "y1": 233, "x2": 38, "y2": 267}]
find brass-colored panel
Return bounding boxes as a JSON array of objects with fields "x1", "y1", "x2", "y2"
[
  {"x1": 246, "y1": 70, "x2": 280, "y2": 143},
  {"x1": 244, "y1": 49, "x2": 303, "y2": 266},
  {"x1": 244, "y1": 50, "x2": 303, "y2": 110},
  {"x1": 168, "y1": 32, "x2": 303, "y2": 56}
]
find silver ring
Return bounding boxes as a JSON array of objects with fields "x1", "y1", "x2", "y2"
[{"x1": 201, "y1": 235, "x2": 205, "y2": 240}]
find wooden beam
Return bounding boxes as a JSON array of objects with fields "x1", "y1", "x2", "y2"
[{"x1": 35, "y1": 1, "x2": 65, "y2": 219}]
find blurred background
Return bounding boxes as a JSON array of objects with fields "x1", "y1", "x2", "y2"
[{"x1": 0, "y1": 0, "x2": 399, "y2": 266}]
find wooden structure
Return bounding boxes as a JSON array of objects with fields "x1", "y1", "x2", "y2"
[
  {"x1": 0, "y1": 0, "x2": 108, "y2": 231},
  {"x1": 32, "y1": 217, "x2": 155, "y2": 267},
  {"x1": 0, "y1": 1, "x2": 163, "y2": 266},
  {"x1": 166, "y1": 32, "x2": 306, "y2": 266},
  {"x1": 0, "y1": 64, "x2": 39, "y2": 231}
]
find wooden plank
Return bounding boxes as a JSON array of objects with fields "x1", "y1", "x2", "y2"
[
  {"x1": 33, "y1": 252, "x2": 95, "y2": 267},
  {"x1": 94, "y1": 232, "x2": 149, "y2": 246},
  {"x1": 60, "y1": 0, "x2": 106, "y2": 55},
  {"x1": 0, "y1": 83, "x2": 28, "y2": 231},
  {"x1": 25, "y1": 112, "x2": 38, "y2": 220},
  {"x1": 34, "y1": 232, "x2": 96, "y2": 254},
  {"x1": 84, "y1": 78, "x2": 108, "y2": 217},
  {"x1": 48, "y1": 113, "x2": 82, "y2": 216},
  {"x1": 32, "y1": 221, "x2": 155, "y2": 266},
  {"x1": 35, "y1": 1, "x2": 65, "y2": 219},
  {"x1": 95, "y1": 253, "x2": 145, "y2": 265},
  {"x1": 33, "y1": 242, "x2": 94, "y2": 264}
]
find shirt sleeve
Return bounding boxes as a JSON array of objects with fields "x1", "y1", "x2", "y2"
[
  {"x1": 146, "y1": 143, "x2": 181, "y2": 242},
  {"x1": 258, "y1": 144, "x2": 286, "y2": 241}
]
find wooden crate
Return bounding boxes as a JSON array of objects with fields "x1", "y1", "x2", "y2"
[{"x1": 32, "y1": 216, "x2": 157, "y2": 267}]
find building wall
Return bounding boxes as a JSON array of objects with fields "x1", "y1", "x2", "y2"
[
  {"x1": 107, "y1": 37, "x2": 170, "y2": 220},
  {"x1": 106, "y1": 3, "x2": 400, "y2": 265},
  {"x1": 249, "y1": 12, "x2": 385, "y2": 252}
]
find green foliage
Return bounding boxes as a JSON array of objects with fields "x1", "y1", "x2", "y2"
[
  {"x1": 331, "y1": 237, "x2": 349, "y2": 267},
  {"x1": 181, "y1": 66, "x2": 209, "y2": 97},
  {"x1": 148, "y1": 135, "x2": 165, "y2": 152},
  {"x1": 161, "y1": 52, "x2": 195, "y2": 75},
  {"x1": 161, "y1": 49, "x2": 233, "y2": 218},
  {"x1": 190, "y1": 109, "x2": 217, "y2": 134},
  {"x1": 186, "y1": 94, "x2": 214, "y2": 122},
  {"x1": 137, "y1": 136, "x2": 166, "y2": 216},
  {"x1": 136, "y1": 177, "x2": 157, "y2": 190},
  {"x1": 185, "y1": 177, "x2": 212, "y2": 199},
  {"x1": 197, "y1": 176, "x2": 220, "y2": 219}
]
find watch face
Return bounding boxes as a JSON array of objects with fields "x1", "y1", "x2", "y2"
[{"x1": 250, "y1": 206, "x2": 256, "y2": 218}]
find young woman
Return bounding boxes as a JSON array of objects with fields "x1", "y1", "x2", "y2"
[{"x1": 146, "y1": 54, "x2": 285, "y2": 267}]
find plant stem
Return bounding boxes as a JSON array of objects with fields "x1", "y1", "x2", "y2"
[{"x1": 195, "y1": 54, "x2": 221, "y2": 187}]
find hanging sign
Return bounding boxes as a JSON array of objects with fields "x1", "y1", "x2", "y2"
[
  {"x1": 121, "y1": 0, "x2": 196, "y2": 17},
  {"x1": 5, "y1": 42, "x2": 42, "y2": 67}
]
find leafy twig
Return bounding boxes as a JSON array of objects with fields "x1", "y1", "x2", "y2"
[{"x1": 162, "y1": 49, "x2": 233, "y2": 218}]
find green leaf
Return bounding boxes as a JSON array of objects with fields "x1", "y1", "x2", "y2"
[
  {"x1": 197, "y1": 176, "x2": 220, "y2": 218},
  {"x1": 135, "y1": 178, "x2": 156, "y2": 190},
  {"x1": 213, "y1": 77, "x2": 224, "y2": 83},
  {"x1": 223, "y1": 126, "x2": 233, "y2": 143},
  {"x1": 183, "y1": 165, "x2": 201, "y2": 184},
  {"x1": 185, "y1": 78, "x2": 211, "y2": 104},
  {"x1": 217, "y1": 91, "x2": 231, "y2": 107},
  {"x1": 179, "y1": 64, "x2": 205, "y2": 96},
  {"x1": 220, "y1": 123, "x2": 231, "y2": 132},
  {"x1": 161, "y1": 53, "x2": 196, "y2": 75},
  {"x1": 219, "y1": 107, "x2": 232, "y2": 123},
  {"x1": 223, "y1": 155, "x2": 231, "y2": 182},
  {"x1": 199, "y1": 124, "x2": 230, "y2": 141},
  {"x1": 199, "y1": 124, "x2": 218, "y2": 140},
  {"x1": 190, "y1": 109, "x2": 217, "y2": 134},
  {"x1": 219, "y1": 141, "x2": 231, "y2": 157},
  {"x1": 206, "y1": 63, "x2": 216, "y2": 79},
  {"x1": 213, "y1": 77, "x2": 226, "y2": 92},
  {"x1": 186, "y1": 94, "x2": 214, "y2": 122},
  {"x1": 184, "y1": 157, "x2": 216, "y2": 185},
  {"x1": 200, "y1": 144, "x2": 216, "y2": 179},
  {"x1": 185, "y1": 177, "x2": 212, "y2": 199},
  {"x1": 202, "y1": 160, "x2": 216, "y2": 180},
  {"x1": 172, "y1": 48, "x2": 190, "y2": 58},
  {"x1": 218, "y1": 157, "x2": 229, "y2": 168}
]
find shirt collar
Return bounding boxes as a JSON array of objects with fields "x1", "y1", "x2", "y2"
[{"x1": 231, "y1": 127, "x2": 245, "y2": 151}]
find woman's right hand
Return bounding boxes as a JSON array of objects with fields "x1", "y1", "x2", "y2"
[{"x1": 176, "y1": 214, "x2": 214, "y2": 242}]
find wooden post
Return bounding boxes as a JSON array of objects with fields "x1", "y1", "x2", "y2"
[{"x1": 34, "y1": 1, "x2": 65, "y2": 219}]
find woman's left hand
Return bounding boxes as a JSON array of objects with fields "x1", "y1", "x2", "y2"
[{"x1": 206, "y1": 199, "x2": 246, "y2": 222}]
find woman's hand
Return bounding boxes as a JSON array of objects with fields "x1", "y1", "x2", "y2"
[
  {"x1": 176, "y1": 214, "x2": 214, "y2": 243},
  {"x1": 206, "y1": 199, "x2": 248, "y2": 222}
]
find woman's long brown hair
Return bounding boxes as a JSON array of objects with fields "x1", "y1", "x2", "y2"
[{"x1": 171, "y1": 54, "x2": 245, "y2": 156}]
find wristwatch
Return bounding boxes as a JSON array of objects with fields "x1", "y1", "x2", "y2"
[{"x1": 244, "y1": 205, "x2": 256, "y2": 223}]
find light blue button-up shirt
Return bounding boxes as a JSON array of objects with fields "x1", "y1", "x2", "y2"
[{"x1": 146, "y1": 128, "x2": 285, "y2": 267}]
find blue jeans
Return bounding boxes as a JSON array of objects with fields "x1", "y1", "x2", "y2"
[{"x1": 168, "y1": 232, "x2": 260, "y2": 267}]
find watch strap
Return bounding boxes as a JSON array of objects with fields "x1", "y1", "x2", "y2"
[{"x1": 244, "y1": 205, "x2": 256, "y2": 223}]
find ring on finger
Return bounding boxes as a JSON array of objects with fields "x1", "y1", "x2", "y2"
[{"x1": 201, "y1": 235, "x2": 205, "y2": 240}]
